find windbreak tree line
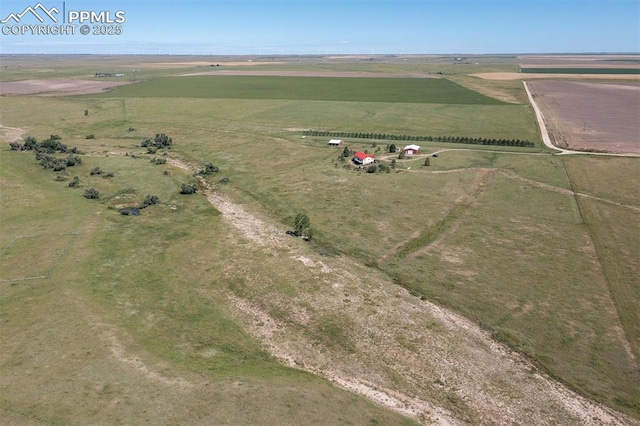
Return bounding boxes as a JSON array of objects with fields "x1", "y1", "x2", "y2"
[{"x1": 304, "y1": 130, "x2": 535, "y2": 148}]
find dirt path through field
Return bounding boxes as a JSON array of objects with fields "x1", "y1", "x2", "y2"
[{"x1": 168, "y1": 157, "x2": 636, "y2": 425}]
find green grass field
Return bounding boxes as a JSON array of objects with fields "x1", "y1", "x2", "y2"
[
  {"x1": 1, "y1": 55, "x2": 639, "y2": 423},
  {"x1": 100, "y1": 75, "x2": 507, "y2": 104}
]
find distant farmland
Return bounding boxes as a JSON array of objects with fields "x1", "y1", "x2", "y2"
[
  {"x1": 99, "y1": 75, "x2": 507, "y2": 105},
  {"x1": 521, "y1": 67, "x2": 640, "y2": 74}
]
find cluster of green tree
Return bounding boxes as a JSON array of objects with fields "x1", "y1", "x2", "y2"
[
  {"x1": 9, "y1": 135, "x2": 83, "y2": 172},
  {"x1": 303, "y1": 130, "x2": 535, "y2": 148},
  {"x1": 9, "y1": 135, "x2": 80, "y2": 154},
  {"x1": 36, "y1": 152, "x2": 82, "y2": 172},
  {"x1": 10, "y1": 135, "x2": 80, "y2": 154},
  {"x1": 140, "y1": 133, "x2": 173, "y2": 149}
]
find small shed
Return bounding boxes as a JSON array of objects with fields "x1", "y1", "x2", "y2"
[
  {"x1": 353, "y1": 151, "x2": 375, "y2": 166},
  {"x1": 403, "y1": 144, "x2": 421, "y2": 156},
  {"x1": 328, "y1": 139, "x2": 344, "y2": 146}
]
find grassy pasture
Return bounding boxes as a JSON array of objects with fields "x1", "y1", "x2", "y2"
[
  {"x1": 382, "y1": 172, "x2": 639, "y2": 411},
  {"x1": 0, "y1": 233, "x2": 76, "y2": 282},
  {"x1": 1, "y1": 56, "x2": 639, "y2": 421},
  {"x1": 100, "y1": 75, "x2": 507, "y2": 104},
  {"x1": 0, "y1": 146, "x2": 416, "y2": 425}
]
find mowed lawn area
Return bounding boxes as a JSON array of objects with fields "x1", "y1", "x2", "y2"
[{"x1": 101, "y1": 75, "x2": 507, "y2": 104}]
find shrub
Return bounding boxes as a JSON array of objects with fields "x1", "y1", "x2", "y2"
[
  {"x1": 200, "y1": 162, "x2": 219, "y2": 175},
  {"x1": 366, "y1": 164, "x2": 378, "y2": 173},
  {"x1": 180, "y1": 183, "x2": 198, "y2": 195},
  {"x1": 68, "y1": 176, "x2": 80, "y2": 187},
  {"x1": 83, "y1": 188, "x2": 100, "y2": 199},
  {"x1": 142, "y1": 133, "x2": 173, "y2": 149},
  {"x1": 85, "y1": 134, "x2": 95, "y2": 139},
  {"x1": 66, "y1": 155, "x2": 82, "y2": 167},
  {"x1": 154, "y1": 133, "x2": 172, "y2": 148},
  {"x1": 90, "y1": 167, "x2": 103, "y2": 175},
  {"x1": 151, "y1": 157, "x2": 166, "y2": 165},
  {"x1": 142, "y1": 194, "x2": 159, "y2": 207},
  {"x1": 52, "y1": 160, "x2": 67, "y2": 172},
  {"x1": 22, "y1": 136, "x2": 38, "y2": 150}
]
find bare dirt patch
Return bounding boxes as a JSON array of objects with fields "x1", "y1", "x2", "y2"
[
  {"x1": 472, "y1": 72, "x2": 640, "y2": 81},
  {"x1": 526, "y1": 80, "x2": 640, "y2": 154},
  {"x1": 0, "y1": 125, "x2": 25, "y2": 142},
  {"x1": 0, "y1": 79, "x2": 132, "y2": 96},
  {"x1": 181, "y1": 70, "x2": 436, "y2": 78}
]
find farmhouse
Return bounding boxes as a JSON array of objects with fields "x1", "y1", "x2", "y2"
[
  {"x1": 353, "y1": 151, "x2": 375, "y2": 166},
  {"x1": 328, "y1": 139, "x2": 344, "y2": 146},
  {"x1": 403, "y1": 144, "x2": 421, "y2": 156}
]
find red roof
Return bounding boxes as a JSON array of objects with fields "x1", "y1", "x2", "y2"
[{"x1": 354, "y1": 151, "x2": 374, "y2": 160}]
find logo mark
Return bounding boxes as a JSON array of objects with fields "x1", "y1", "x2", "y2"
[{"x1": 1, "y1": 2, "x2": 59, "y2": 24}]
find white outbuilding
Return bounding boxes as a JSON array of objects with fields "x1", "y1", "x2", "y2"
[{"x1": 403, "y1": 144, "x2": 421, "y2": 156}]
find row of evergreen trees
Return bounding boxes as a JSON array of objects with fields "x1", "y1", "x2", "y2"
[{"x1": 303, "y1": 130, "x2": 535, "y2": 148}]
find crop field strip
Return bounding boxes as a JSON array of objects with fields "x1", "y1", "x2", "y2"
[
  {"x1": 520, "y1": 67, "x2": 640, "y2": 74},
  {"x1": 98, "y1": 75, "x2": 507, "y2": 105}
]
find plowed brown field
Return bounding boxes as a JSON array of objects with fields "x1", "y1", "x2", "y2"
[
  {"x1": 526, "y1": 80, "x2": 640, "y2": 154},
  {"x1": 0, "y1": 79, "x2": 131, "y2": 96}
]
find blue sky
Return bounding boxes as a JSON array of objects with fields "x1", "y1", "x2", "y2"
[{"x1": 1, "y1": 0, "x2": 639, "y2": 54}]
